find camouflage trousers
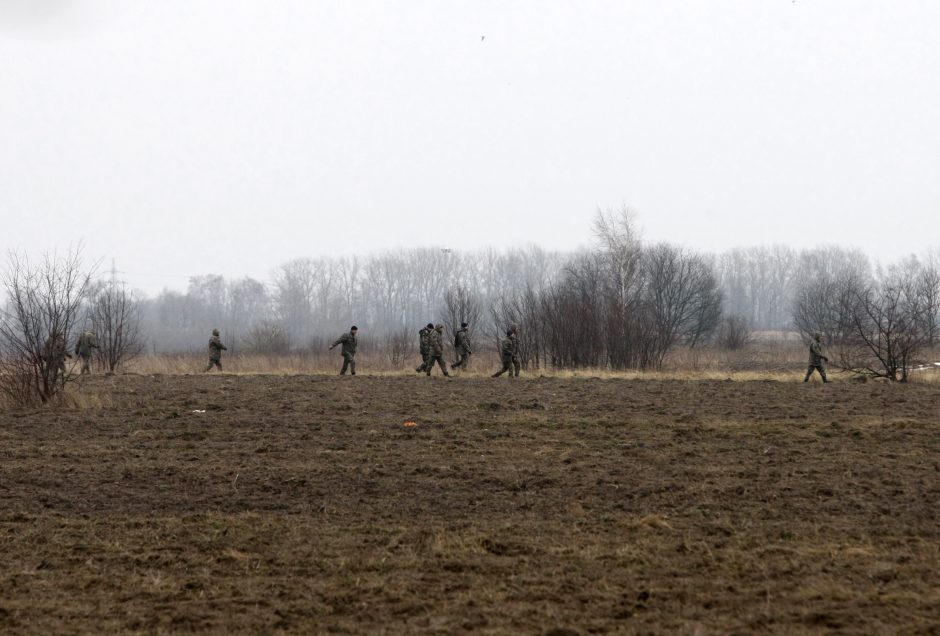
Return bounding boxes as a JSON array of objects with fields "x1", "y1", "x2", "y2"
[
  {"x1": 206, "y1": 357, "x2": 222, "y2": 372},
  {"x1": 425, "y1": 355, "x2": 449, "y2": 376},
  {"x1": 452, "y1": 351, "x2": 471, "y2": 369},
  {"x1": 492, "y1": 354, "x2": 519, "y2": 378},
  {"x1": 416, "y1": 351, "x2": 430, "y2": 373},
  {"x1": 340, "y1": 353, "x2": 356, "y2": 375},
  {"x1": 804, "y1": 364, "x2": 827, "y2": 383},
  {"x1": 79, "y1": 355, "x2": 93, "y2": 375}
]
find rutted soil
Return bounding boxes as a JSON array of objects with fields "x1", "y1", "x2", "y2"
[{"x1": 1, "y1": 375, "x2": 939, "y2": 634}]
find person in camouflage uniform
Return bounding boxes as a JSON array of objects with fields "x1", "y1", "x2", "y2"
[
  {"x1": 509, "y1": 327, "x2": 521, "y2": 377},
  {"x1": 43, "y1": 330, "x2": 70, "y2": 377},
  {"x1": 206, "y1": 328, "x2": 227, "y2": 372},
  {"x1": 330, "y1": 326, "x2": 359, "y2": 375},
  {"x1": 74, "y1": 330, "x2": 99, "y2": 375},
  {"x1": 491, "y1": 328, "x2": 517, "y2": 378},
  {"x1": 451, "y1": 322, "x2": 472, "y2": 370},
  {"x1": 415, "y1": 323, "x2": 433, "y2": 373},
  {"x1": 425, "y1": 324, "x2": 450, "y2": 377},
  {"x1": 803, "y1": 332, "x2": 829, "y2": 383}
]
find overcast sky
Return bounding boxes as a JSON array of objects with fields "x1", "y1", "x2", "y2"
[{"x1": 2, "y1": 1, "x2": 938, "y2": 294}]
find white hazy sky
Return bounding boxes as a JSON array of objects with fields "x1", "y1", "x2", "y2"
[{"x1": 2, "y1": 1, "x2": 938, "y2": 294}]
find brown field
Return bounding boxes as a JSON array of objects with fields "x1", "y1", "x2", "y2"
[{"x1": 1, "y1": 373, "x2": 939, "y2": 634}]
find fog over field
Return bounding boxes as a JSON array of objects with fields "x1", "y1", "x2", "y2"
[{"x1": 3, "y1": 1, "x2": 940, "y2": 297}]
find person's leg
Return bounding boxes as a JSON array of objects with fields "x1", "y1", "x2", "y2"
[
  {"x1": 340, "y1": 356, "x2": 349, "y2": 375},
  {"x1": 819, "y1": 365, "x2": 828, "y2": 383},
  {"x1": 350, "y1": 356, "x2": 356, "y2": 375},
  {"x1": 437, "y1": 357, "x2": 449, "y2": 376},
  {"x1": 492, "y1": 356, "x2": 512, "y2": 377},
  {"x1": 803, "y1": 365, "x2": 814, "y2": 382}
]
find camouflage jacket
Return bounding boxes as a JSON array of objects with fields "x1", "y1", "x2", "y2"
[
  {"x1": 208, "y1": 335, "x2": 227, "y2": 359},
  {"x1": 333, "y1": 332, "x2": 358, "y2": 356},
  {"x1": 418, "y1": 328, "x2": 431, "y2": 354},
  {"x1": 455, "y1": 328, "x2": 471, "y2": 354},
  {"x1": 809, "y1": 340, "x2": 825, "y2": 366},
  {"x1": 428, "y1": 327, "x2": 445, "y2": 357},
  {"x1": 500, "y1": 336, "x2": 514, "y2": 358},
  {"x1": 43, "y1": 334, "x2": 69, "y2": 363},
  {"x1": 75, "y1": 332, "x2": 98, "y2": 357},
  {"x1": 509, "y1": 333, "x2": 519, "y2": 358}
]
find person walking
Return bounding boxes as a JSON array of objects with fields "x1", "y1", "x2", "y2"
[
  {"x1": 803, "y1": 332, "x2": 829, "y2": 383},
  {"x1": 415, "y1": 323, "x2": 433, "y2": 373},
  {"x1": 451, "y1": 322, "x2": 472, "y2": 370},
  {"x1": 206, "y1": 329, "x2": 227, "y2": 372},
  {"x1": 330, "y1": 326, "x2": 359, "y2": 375},
  {"x1": 425, "y1": 324, "x2": 450, "y2": 377}
]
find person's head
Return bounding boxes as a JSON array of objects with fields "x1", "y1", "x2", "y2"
[
  {"x1": 813, "y1": 331, "x2": 822, "y2": 342},
  {"x1": 426, "y1": 322, "x2": 434, "y2": 330},
  {"x1": 212, "y1": 328, "x2": 219, "y2": 336},
  {"x1": 461, "y1": 322, "x2": 468, "y2": 329},
  {"x1": 435, "y1": 324, "x2": 444, "y2": 331},
  {"x1": 350, "y1": 326, "x2": 358, "y2": 333}
]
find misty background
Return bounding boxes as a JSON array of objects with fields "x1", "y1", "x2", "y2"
[
  {"x1": 3, "y1": 2, "x2": 939, "y2": 292},
  {"x1": 3, "y1": 1, "x2": 940, "y2": 361}
]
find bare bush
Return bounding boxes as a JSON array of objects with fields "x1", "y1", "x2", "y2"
[
  {"x1": 717, "y1": 315, "x2": 752, "y2": 350},
  {"x1": 89, "y1": 282, "x2": 144, "y2": 372},
  {"x1": 794, "y1": 262, "x2": 930, "y2": 382},
  {"x1": 0, "y1": 249, "x2": 94, "y2": 405},
  {"x1": 244, "y1": 321, "x2": 292, "y2": 355},
  {"x1": 385, "y1": 327, "x2": 412, "y2": 369}
]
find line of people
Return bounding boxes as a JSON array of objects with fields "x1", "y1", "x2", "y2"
[{"x1": 203, "y1": 322, "x2": 523, "y2": 378}]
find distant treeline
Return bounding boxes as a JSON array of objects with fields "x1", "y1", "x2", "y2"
[{"x1": 137, "y1": 210, "x2": 940, "y2": 372}]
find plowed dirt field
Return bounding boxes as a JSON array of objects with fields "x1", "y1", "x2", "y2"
[{"x1": 1, "y1": 374, "x2": 939, "y2": 634}]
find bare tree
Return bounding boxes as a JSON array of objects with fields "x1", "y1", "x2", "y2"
[
  {"x1": 244, "y1": 321, "x2": 291, "y2": 355},
  {"x1": 384, "y1": 326, "x2": 412, "y2": 370},
  {"x1": 717, "y1": 315, "x2": 752, "y2": 350},
  {"x1": 0, "y1": 249, "x2": 94, "y2": 405},
  {"x1": 440, "y1": 285, "x2": 482, "y2": 350},
  {"x1": 835, "y1": 278, "x2": 927, "y2": 382},
  {"x1": 89, "y1": 281, "x2": 144, "y2": 372}
]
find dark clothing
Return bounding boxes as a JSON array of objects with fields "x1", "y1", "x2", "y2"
[
  {"x1": 426, "y1": 327, "x2": 449, "y2": 376},
  {"x1": 416, "y1": 327, "x2": 431, "y2": 372},
  {"x1": 452, "y1": 327, "x2": 472, "y2": 369},
  {"x1": 332, "y1": 332, "x2": 358, "y2": 356},
  {"x1": 804, "y1": 364, "x2": 828, "y2": 382},
  {"x1": 332, "y1": 332, "x2": 358, "y2": 375},
  {"x1": 340, "y1": 354, "x2": 356, "y2": 376},
  {"x1": 808, "y1": 340, "x2": 825, "y2": 366},
  {"x1": 491, "y1": 336, "x2": 517, "y2": 378},
  {"x1": 44, "y1": 334, "x2": 70, "y2": 376},
  {"x1": 206, "y1": 334, "x2": 227, "y2": 372},
  {"x1": 75, "y1": 332, "x2": 98, "y2": 375},
  {"x1": 804, "y1": 338, "x2": 828, "y2": 382}
]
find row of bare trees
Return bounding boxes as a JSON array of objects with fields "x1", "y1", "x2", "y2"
[
  {"x1": 792, "y1": 254, "x2": 940, "y2": 381},
  {"x1": 489, "y1": 210, "x2": 722, "y2": 371},
  {"x1": 0, "y1": 249, "x2": 143, "y2": 404}
]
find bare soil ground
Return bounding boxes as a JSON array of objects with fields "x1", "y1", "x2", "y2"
[{"x1": 1, "y1": 374, "x2": 939, "y2": 634}]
